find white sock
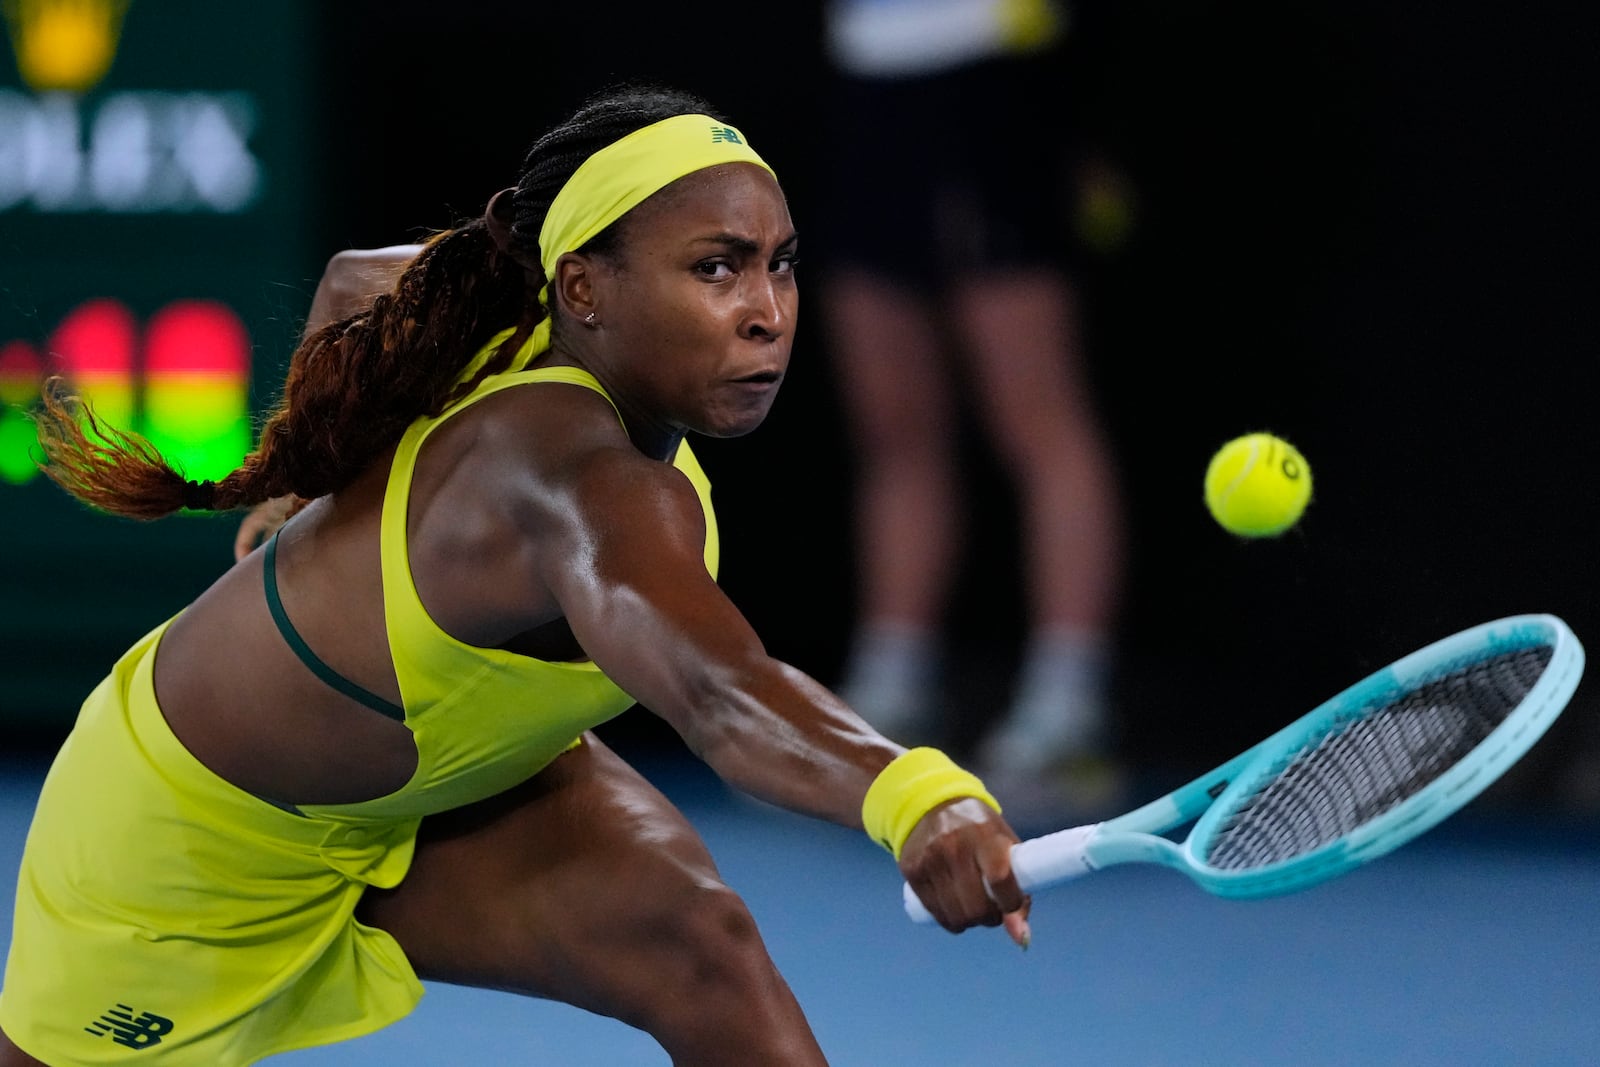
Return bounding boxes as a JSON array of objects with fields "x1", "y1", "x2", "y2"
[
  {"x1": 837, "y1": 622, "x2": 939, "y2": 738},
  {"x1": 980, "y1": 628, "x2": 1110, "y2": 773}
]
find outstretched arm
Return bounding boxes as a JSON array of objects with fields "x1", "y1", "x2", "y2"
[{"x1": 535, "y1": 442, "x2": 1030, "y2": 945}]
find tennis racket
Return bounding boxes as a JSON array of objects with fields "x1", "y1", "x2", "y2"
[{"x1": 904, "y1": 613, "x2": 1585, "y2": 922}]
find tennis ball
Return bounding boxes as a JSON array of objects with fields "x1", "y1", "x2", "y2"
[{"x1": 1204, "y1": 432, "x2": 1312, "y2": 538}]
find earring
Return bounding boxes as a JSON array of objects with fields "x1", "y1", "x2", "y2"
[{"x1": 584, "y1": 312, "x2": 598, "y2": 327}]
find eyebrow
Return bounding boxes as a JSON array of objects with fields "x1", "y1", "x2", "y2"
[{"x1": 693, "y1": 231, "x2": 800, "y2": 255}]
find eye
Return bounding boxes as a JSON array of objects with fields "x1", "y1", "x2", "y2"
[
  {"x1": 696, "y1": 260, "x2": 735, "y2": 279},
  {"x1": 772, "y1": 253, "x2": 799, "y2": 275}
]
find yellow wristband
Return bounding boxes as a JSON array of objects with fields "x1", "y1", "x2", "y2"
[{"x1": 861, "y1": 747, "x2": 1002, "y2": 860}]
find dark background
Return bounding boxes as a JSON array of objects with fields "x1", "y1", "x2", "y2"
[{"x1": 4, "y1": 2, "x2": 1597, "y2": 809}]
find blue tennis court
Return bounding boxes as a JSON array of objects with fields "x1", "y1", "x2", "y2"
[{"x1": 4, "y1": 748, "x2": 1596, "y2": 1066}]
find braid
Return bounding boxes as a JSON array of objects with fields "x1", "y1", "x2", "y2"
[
  {"x1": 253, "y1": 221, "x2": 530, "y2": 501},
  {"x1": 32, "y1": 82, "x2": 727, "y2": 521}
]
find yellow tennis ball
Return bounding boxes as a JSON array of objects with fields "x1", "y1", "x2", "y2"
[{"x1": 1204, "y1": 432, "x2": 1313, "y2": 537}]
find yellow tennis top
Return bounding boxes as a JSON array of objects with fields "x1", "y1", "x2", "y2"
[
  {"x1": 299, "y1": 356, "x2": 720, "y2": 823},
  {"x1": 0, "y1": 346, "x2": 721, "y2": 1065}
]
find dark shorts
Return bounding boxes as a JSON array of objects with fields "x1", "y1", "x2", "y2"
[{"x1": 817, "y1": 52, "x2": 1082, "y2": 287}]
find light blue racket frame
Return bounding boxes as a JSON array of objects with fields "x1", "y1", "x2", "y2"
[{"x1": 905, "y1": 614, "x2": 1585, "y2": 922}]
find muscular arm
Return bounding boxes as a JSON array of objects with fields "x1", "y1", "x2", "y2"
[
  {"x1": 539, "y1": 445, "x2": 899, "y2": 827},
  {"x1": 524, "y1": 433, "x2": 1028, "y2": 945}
]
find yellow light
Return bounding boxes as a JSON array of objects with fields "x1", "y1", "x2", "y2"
[{"x1": 2, "y1": 0, "x2": 130, "y2": 94}]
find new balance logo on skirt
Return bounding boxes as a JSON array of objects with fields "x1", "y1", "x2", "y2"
[{"x1": 84, "y1": 1004, "x2": 175, "y2": 1049}]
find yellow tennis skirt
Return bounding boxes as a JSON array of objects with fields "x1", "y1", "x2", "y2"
[{"x1": 0, "y1": 621, "x2": 426, "y2": 1064}]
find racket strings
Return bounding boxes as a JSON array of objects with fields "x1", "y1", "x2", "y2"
[{"x1": 1204, "y1": 645, "x2": 1553, "y2": 871}]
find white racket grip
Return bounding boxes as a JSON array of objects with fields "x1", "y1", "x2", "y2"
[{"x1": 902, "y1": 823, "x2": 1101, "y2": 924}]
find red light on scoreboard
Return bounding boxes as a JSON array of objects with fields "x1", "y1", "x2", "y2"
[
  {"x1": 141, "y1": 299, "x2": 253, "y2": 476},
  {"x1": 0, "y1": 341, "x2": 41, "y2": 403},
  {"x1": 145, "y1": 301, "x2": 251, "y2": 375},
  {"x1": 0, "y1": 297, "x2": 254, "y2": 486},
  {"x1": 49, "y1": 297, "x2": 137, "y2": 428},
  {"x1": 0, "y1": 340, "x2": 44, "y2": 483}
]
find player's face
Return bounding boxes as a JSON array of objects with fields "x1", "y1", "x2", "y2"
[{"x1": 586, "y1": 163, "x2": 798, "y2": 445}]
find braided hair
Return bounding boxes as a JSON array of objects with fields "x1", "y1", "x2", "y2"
[{"x1": 34, "y1": 83, "x2": 724, "y2": 520}]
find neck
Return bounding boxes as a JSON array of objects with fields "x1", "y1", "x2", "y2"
[
  {"x1": 542, "y1": 345, "x2": 684, "y2": 463},
  {"x1": 615, "y1": 403, "x2": 685, "y2": 463}
]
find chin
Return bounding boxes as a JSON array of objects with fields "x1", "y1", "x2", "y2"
[
  {"x1": 700, "y1": 399, "x2": 778, "y2": 439},
  {"x1": 699, "y1": 415, "x2": 770, "y2": 440}
]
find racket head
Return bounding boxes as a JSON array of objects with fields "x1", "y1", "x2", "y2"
[{"x1": 1177, "y1": 614, "x2": 1584, "y2": 898}]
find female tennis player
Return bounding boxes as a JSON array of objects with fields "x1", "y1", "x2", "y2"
[{"x1": 0, "y1": 84, "x2": 1027, "y2": 1065}]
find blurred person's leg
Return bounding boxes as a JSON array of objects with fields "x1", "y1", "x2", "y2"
[
  {"x1": 950, "y1": 269, "x2": 1124, "y2": 784},
  {"x1": 822, "y1": 270, "x2": 961, "y2": 742}
]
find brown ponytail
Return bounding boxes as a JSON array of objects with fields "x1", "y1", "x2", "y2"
[{"x1": 31, "y1": 386, "x2": 231, "y2": 519}]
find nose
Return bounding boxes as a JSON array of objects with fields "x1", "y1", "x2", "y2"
[{"x1": 740, "y1": 274, "x2": 791, "y2": 342}]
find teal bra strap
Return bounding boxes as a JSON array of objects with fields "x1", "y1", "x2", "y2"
[{"x1": 263, "y1": 532, "x2": 407, "y2": 722}]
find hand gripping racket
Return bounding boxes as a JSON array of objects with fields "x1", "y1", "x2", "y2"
[{"x1": 904, "y1": 614, "x2": 1585, "y2": 922}]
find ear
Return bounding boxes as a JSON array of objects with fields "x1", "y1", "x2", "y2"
[{"x1": 551, "y1": 252, "x2": 599, "y2": 323}]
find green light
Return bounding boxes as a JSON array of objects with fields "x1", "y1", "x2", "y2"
[{"x1": 0, "y1": 409, "x2": 41, "y2": 484}]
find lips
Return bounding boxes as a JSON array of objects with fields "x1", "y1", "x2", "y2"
[{"x1": 731, "y1": 370, "x2": 783, "y2": 385}]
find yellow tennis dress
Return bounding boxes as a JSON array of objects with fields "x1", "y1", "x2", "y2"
[{"x1": 0, "y1": 354, "x2": 718, "y2": 1064}]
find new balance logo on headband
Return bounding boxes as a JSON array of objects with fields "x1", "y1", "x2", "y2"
[
  {"x1": 84, "y1": 1004, "x2": 175, "y2": 1049},
  {"x1": 710, "y1": 126, "x2": 744, "y2": 145}
]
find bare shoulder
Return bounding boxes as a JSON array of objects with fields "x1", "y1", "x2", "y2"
[
  {"x1": 404, "y1": 377, "x2": 709, "y2": 643},
  {"x1": 447, "y1": 379, "x2": 705, "y2": 539}
]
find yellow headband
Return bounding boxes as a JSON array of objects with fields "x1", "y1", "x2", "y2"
[
  {"x1": 455, "y1": 115, "x2": 774, "y2": 386},
  {"x1": 538, "y1": 113, "x2": 775, "y2": 297}
]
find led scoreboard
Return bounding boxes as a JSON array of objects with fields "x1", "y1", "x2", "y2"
[{"x1": 0, "y1": 0, "x2": 318, "y2": 728}]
